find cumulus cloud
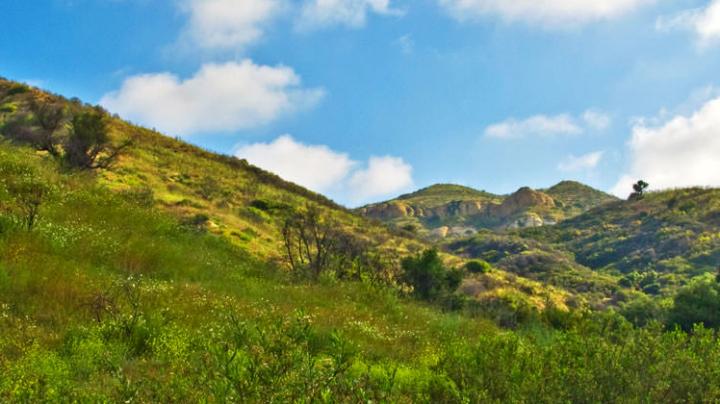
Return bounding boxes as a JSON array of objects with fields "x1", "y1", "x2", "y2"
[
  {"x1": 297, "y1": 0, "x2": 402, "y2": 30},
  {"x1": 178, "y1": 0, "x2": 282, "y2": 52},
  {"x1": 235, "y1": 135, "x2": 413, "y2": 203},
  {"x1": 485, "y1": 110, "x2": 610, "y2": 139},
  {"x1": 611, "y1": 96, "x2": 720, "y2": 197},
  {"x1": 349, "y1": 156, "x2": 414, "y2": 200},
  {"x1": 558, "y1": 151, "x2": 604, "y2": 172},
  {"x1": 656, "y1": 0, "x2": 720, "y2": 45},
  {"x1": 235, "y1": 135, "x2": 355, "y2": 191},
  {"x1": 485, "y1": 114, "x2": 581, "y2": 139},
  {"x1": 438, "y1": 0, "x2": 653, "y2": 26},
  {"x1": 100, "y1": 60, "x2": 324, "y2": 136}
]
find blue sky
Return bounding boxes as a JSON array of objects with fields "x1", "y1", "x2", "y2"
[{"x1": 3, "y1": 0, "x2": 720, "y2": 206}]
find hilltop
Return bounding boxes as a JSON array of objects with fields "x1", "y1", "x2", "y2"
[
  {"x1": 359, "y1": 180, "x2": 616, "y2": 237},
  {"x1": 543, "y1": 180, "x2": 619, "y2": 217}
]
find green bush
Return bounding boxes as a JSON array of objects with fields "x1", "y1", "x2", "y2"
[
  {"x1": 668, "y1": 276, "x2": 720, "y2": 331},
  {"x1": 465, "y1": 259, "x2": 492, "y2": 274},
  {"x1": 401, "y1": 249, "x2": 462, "y2": 303}
]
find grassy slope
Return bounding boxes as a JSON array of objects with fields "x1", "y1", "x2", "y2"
[
  {"x1": 0, "y1": 78, "x2": 577, "y2": 310},
  {"x1": 0, "y1": 142, "x2": 500, "y2": 401},
  {"x1": 3, "y1": 80, "x2": 720, "y2": 401}
]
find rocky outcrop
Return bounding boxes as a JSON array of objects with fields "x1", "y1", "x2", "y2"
[
  {"x1": 359, "y1": 201, "x2": 413, "y2": 220},
  {"x1": 360, "y1": 186, "x2": 559, "y2": 235},
  {"x1": 493, "y1": 187, "x2": 556, "y2": 218},
  {"x1": 362, "y1": 200, "x2": 488, "y2": 221},
  {"x1": 429, "y1": 226, "x2": 478, "y2": 239},
  {"x1": 505, "y1": 213, "x2": 546, "y2": 229}
]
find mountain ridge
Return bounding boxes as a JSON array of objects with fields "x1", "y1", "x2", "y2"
[{"x1": 358, "y1": 180, "x2": 617, "y2": 236}]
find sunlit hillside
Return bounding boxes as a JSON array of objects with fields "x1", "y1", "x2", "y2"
[{"x1": 3, "y1": 78, "x2": 720, "y2": 401}]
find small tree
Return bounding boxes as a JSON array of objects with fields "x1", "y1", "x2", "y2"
[
  {"x1": 282, "y1": 205, "x2": 339, "y2": 279},
  {"x1": 64, "y1": 107, "x2": 128, "y2": 170},
  {"x1": 281, "y1": 205, "x2": 383, "y2": 281},
  {"x1": 629, "y1": 180, "x2": 649, "y2": 201},
  {"x1": 0, "y1": 167, "x2": 48, "y2": 231},
  {"x1": 31, "y1": 100, "x2": 65, "y2": 157},
  {"x1": 401, "y1": 249, "x2": 462, "y2": 301}
]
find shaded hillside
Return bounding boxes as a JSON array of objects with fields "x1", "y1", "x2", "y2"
[
  {"x1": 519, "y1": 188, "x2": 720, "y2": 296},
  {"x1": 359, "y1": 181, "x2": 616, "y2": 237}
]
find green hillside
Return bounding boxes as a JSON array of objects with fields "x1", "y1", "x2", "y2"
[
  {"x1": 445, "y1": 231, "x2": 623, "y2": 309},
  {"x1": 4, "y1": 78, "x2": 720, "y2": 401},
  {"x1": 543, "y1": 180, "x2": 619, "y2": 217},
  {"x1": 520, "y1": 188, "x2": 720, "y2": 297}
]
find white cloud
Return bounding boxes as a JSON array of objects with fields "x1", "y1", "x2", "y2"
[
  {"x1": 235, "y1": 135, "x2": 413, "y2": 203},
  {"x1": 485, "y1": 114, "x2": 581, "y2": 139},
  {"x1": 485, "y1": 110, "x2": 611, "y2": 139},
  {"x1": 439, "y1": 0, "x2": 653, "y2": 26},
  {"x1": 696, "y1": 1, "x2": 720, "y2": 41},
  {"x1": 297, "y1": 0, "x2": 402, "y2": 30},
  {"x1": 349, "y1": 156, "x2": 414, "y2": 200},
  {"x1": 179, "y1": 0, "x2": 282, "y2": 52},
  {"x1": 558, "y1": 151, "x2": 604, "y2": 172},
  {"x1": 100, "y1": 60, "x2": 324, "y2": 136},
  {"x1": 656, "y1": 0, "x2": 720, "y2": 45},
  {"x1": 611, "y1": 96, "x2": 720, "y2": 197},
  {"x1": 583, "y1": 110, "x2": 611, "y2": 130},
  {"x1": 235, "y1": 135, "x2": 355, "y2": 191}
]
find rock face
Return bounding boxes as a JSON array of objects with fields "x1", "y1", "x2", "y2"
[
  {"x1": 361, "y1": 200, "x2": 488, "y2": 221},
  {"x1": 505, "y1": 213, "x2": 546, "y2": 229},
  {"x1": 429, "y1": 226, "x2": 478, "y2": 239},
  {"x1": 359, "y1": 185, "x2": 563, "y2": 237},
  {"x1": 359, "y1": 201, "x2": 412, "y2": 220},
  {"x1": 493, "y1": 187, "x2": 556, "y2": 218}
]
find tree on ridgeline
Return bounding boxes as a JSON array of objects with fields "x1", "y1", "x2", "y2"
[{"x1": 629, "y1": 180, "x2": 649, "y2": 201}]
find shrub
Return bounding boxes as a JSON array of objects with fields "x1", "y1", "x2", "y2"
[
  {"x1": 465, "y1": 259, "x2": 492, "y2": 274},
  {"x1": 0, "y1": 160, "x2": 49, "y2": 230},
  {"x1": 6, "y1": 83, "x2": 30, "y2": 96},
  {"x1": 668, "y1": 277, "x2": 720, "y2": 331},
  {"x1": 620, "y1": 295, "x2": 666, "y2": 327},
  {"x1": 401, "y1": 249, "x2": 462, "y2": 303},
  {"x1": 119, "y1": 186, "x2": 155, "y2": 208}
]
